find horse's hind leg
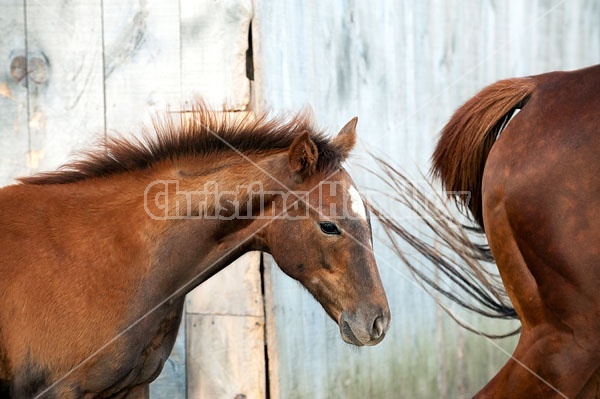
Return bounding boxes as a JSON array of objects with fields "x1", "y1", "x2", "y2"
[
  {"x1": 476, "y1": 328, "x2": 600, "y2": 398},
  {"x1": 476, "y1": 196, "x2": 600, "y2": 398}
]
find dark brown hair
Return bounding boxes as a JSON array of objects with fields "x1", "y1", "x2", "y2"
[{"x1": 20, "y1": 102, "x2": 346, "y2": 185}]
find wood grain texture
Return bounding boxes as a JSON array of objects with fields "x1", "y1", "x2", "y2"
[
  {"x1": 24, "y1": 0, "x2": 105, "y2": 173},
  {"x1": 1, "y1": 1, "x2": 598, "y2": 397},
  {"x1": 103, "y1": 0, "x2": 181, "y2": 133},
  {"x1": 186, "y1": 313, "x2": 266, "y2": 399},
  {"x1": 254, "y1": 1, "x2": 600, "y2": 398},
  {"x1": 261, "y1": 254, "x2": 280, "y2": 399},
  {"x1": 180, "y1": 0, "x2": 252, "y2": 111},
  {"x1": 185, "y1": 252, "x2": 265, "y2": 399},
  {"x1": 101, "y1": 2, "x2": 187, "y2": 397},
  {"x1": 178, "y1": 1, "x2": 262, "y2": 391},
  {"x1": 186, "y1": 252, "x2": 264, "y2": 318},
  {"x1": 0, "y1": 1, "x2": 28, "y2": 186}
]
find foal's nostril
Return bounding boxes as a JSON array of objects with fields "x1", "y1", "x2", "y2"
[{"x1": 371, "y1": 315, "x2": 385, "y2": 339}]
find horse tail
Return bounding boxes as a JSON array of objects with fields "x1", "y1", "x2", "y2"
[
  {"x1": 432, "y1": 77, "x2": 536, "y2": 228},
  {"x1": 368, "y1": 78, "x2": 538, "y2": 337},
  {"x1": 367, "y1": 161, "x2": 519, "y2": 338}
]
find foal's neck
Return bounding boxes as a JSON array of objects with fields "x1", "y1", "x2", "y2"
[{"x1": 138, "y1": 153, "x2": 287, "y2": 295}]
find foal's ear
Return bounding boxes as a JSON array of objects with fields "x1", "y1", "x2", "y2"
[
  {"x1": 332, "y1": 117, "x2": 358, "y2": 161},
  {"x1": 288, "y1": 131, "x2": 319, "y2": 182}
]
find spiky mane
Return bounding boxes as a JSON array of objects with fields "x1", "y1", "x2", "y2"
[{"x1": 20, "y1": 102, "x2": 345, "y2": 185}]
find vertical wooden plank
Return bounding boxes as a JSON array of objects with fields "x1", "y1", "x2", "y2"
[
  {"x1": 261, "y1": 254, "x2": 280, "y2": 399},
  {"x1": 186, "y1": 253, "x2": 264, "y2": 318},
  {"x1": 255, "y1": 1, "x2": 600, "y2": 398},
  {"x1": 180, "y1": 0, "x2": 252, "y2": 111},
  {"x1": 4, "y1": 1, "x2": 597, "y2": 397},
  {"x1": 25, "y1": 0, "x2": 105, "y2": 173},
  {"x1": 186, "y1": 314, "x2": 265, "y2": 399},
  {"x1": 102, "y1": 0, "x2": 181, "y2": 133},
  {"x1": 186, "y1": 253, "x2": 266, "y2": 399},
  {"x1": 0, "y1": 1, "x2": 28, "y2": 186},
  {"x1": 178, "y1": 1, "x2": 262, "y2": 397},
  {"x1": 101, "y1": 3, "x2": 185, "y2": 398}
]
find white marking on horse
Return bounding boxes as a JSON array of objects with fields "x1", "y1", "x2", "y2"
[{"x1": 348, "y1": 185, "x2": 367, "y2": 220}]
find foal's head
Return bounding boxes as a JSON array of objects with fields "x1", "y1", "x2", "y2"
[{"x1": 262, "y1": 118, "x2": 390, "y2": 346}]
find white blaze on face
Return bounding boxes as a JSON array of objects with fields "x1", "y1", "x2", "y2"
[{"x1": 347, "y1": 185, "x2": 367, "y2": 221}]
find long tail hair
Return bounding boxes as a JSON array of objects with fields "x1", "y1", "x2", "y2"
[{"x1": 369, "y1": 77, "x2": 536, "y2": 338}]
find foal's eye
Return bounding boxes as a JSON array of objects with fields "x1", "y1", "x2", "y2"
[{"x1": 319, "y1": 221, "x2": 341, "y2": 235}]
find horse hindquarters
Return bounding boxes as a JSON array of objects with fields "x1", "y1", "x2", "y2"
[
  {"x1": 475, "y1": 197, "x2": 600, "y2": 398},
  {"x1": 477, "y1": 68, "x2": 600, "y2": 398}
]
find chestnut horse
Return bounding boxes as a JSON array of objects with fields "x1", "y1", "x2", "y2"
[
  {"x1": 0, "y1": 106, "x2": 390, "y2": 398},
  {"x1": 375, "y1": 64, "x2": 599, "y2": 398}
]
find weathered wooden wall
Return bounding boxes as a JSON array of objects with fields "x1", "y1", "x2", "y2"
[
  {"x1": 252, "y1": 1, "x2": 600, "y2": 398},
  {"x1": 1, "y1": 1, "x2": 599, "y2": 398},
  {"x1": 0, "y1": 1, "x2": 258, "y2": 398}
]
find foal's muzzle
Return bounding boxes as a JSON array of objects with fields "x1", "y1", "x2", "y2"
[{"x1": 340, "y1": 310, "x2": 390, "y2": 346}]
